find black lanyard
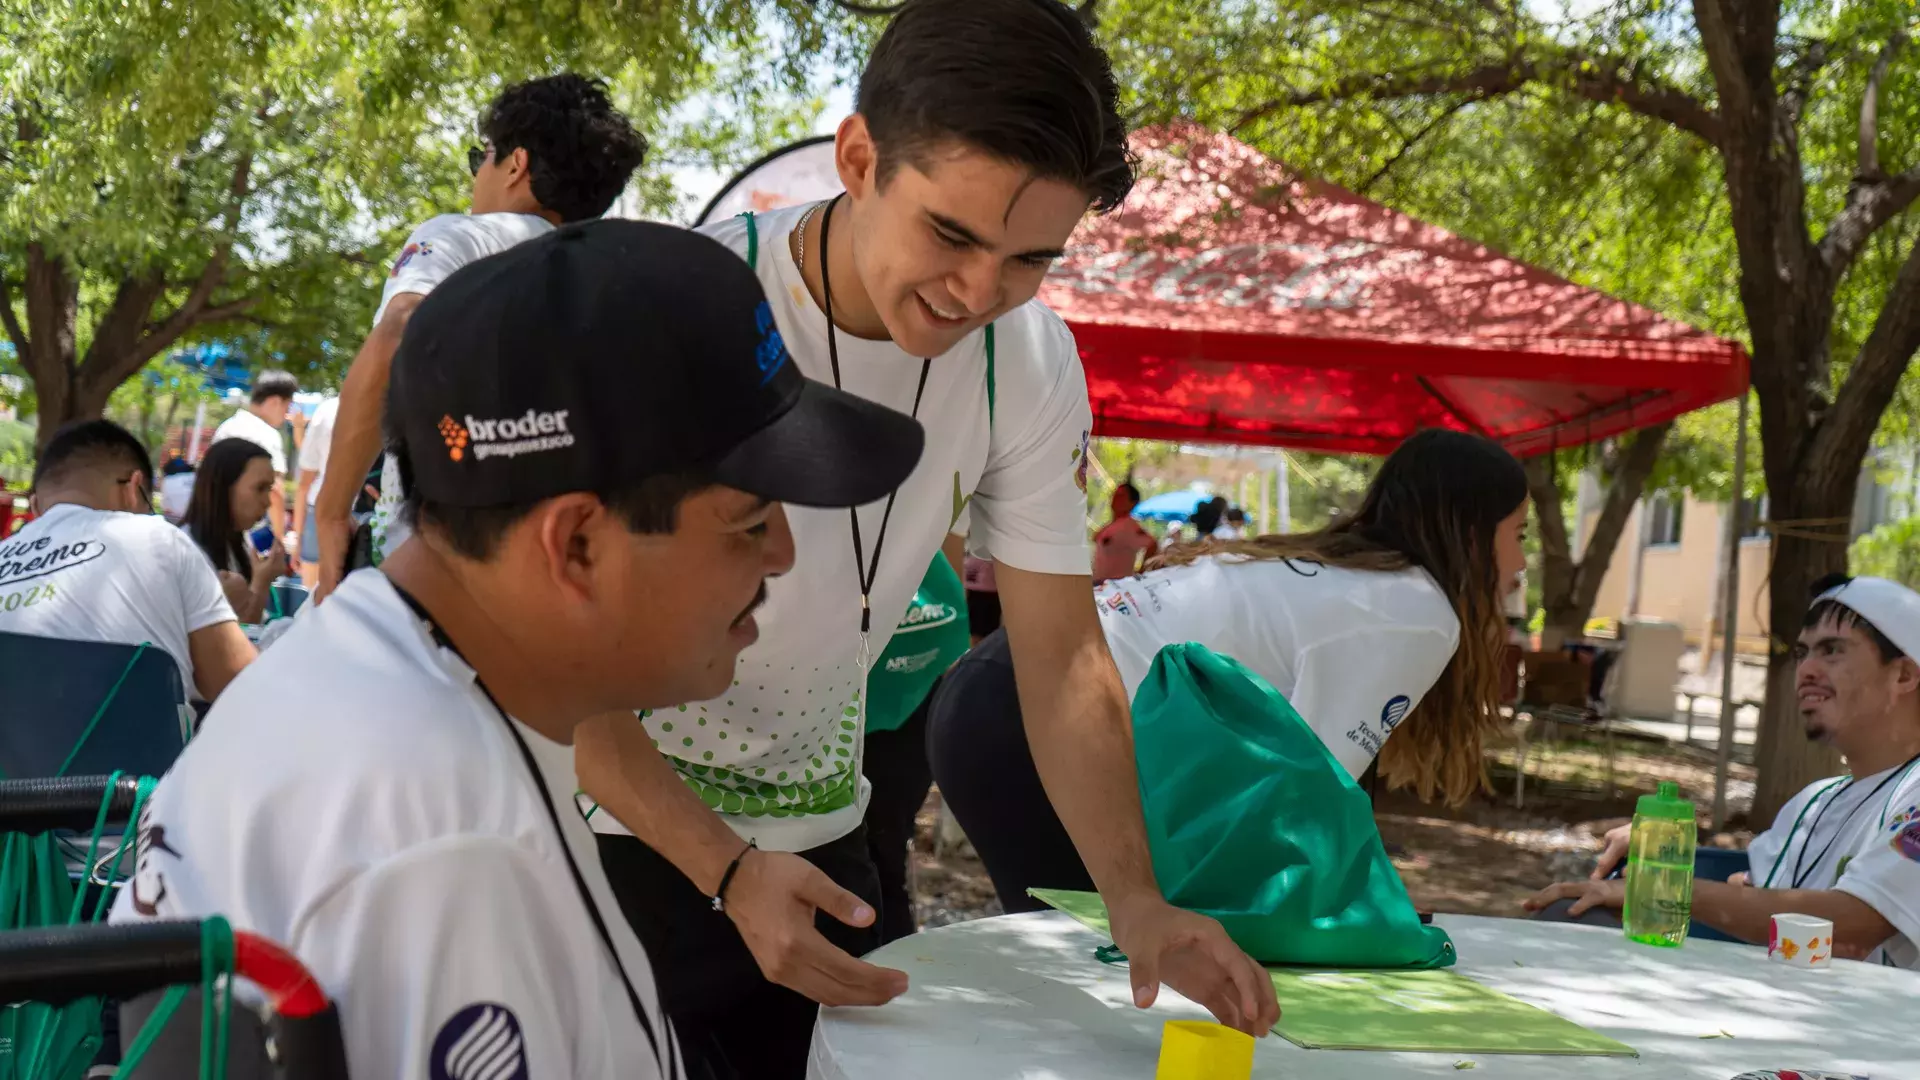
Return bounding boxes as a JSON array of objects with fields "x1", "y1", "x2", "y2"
[
  {"x1": 815, "y1": 194, "x2": 931, "y2": 635},
  {"x1": 1790, "y1": 750, "x2": 1920, "y2": 889},
  {"x1": 389, "y1": 582, "x2": 673, "y2": 1078}
]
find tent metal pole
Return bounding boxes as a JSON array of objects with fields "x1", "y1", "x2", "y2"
[
  {"x1": 187, "y1": 400, "x2": 209, "y2": 463},
  {"x1": 1712, "y1": 390, "x2": 1750, "y2": 830},
  {"x1": 1277, "y1": 452, "x2": 1292, "y2": 532}
]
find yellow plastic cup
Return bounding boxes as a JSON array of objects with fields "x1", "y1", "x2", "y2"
[{"x1": 1155, "y1": 1020, "x2": 1254, "y2": 1080}]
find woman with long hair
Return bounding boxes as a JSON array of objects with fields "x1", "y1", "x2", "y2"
[
  {"x1": 182, "y1": 437, "x2": 287, "y2": 624},
  {"x1": 926, "y1": 429, "x2": 1530, "y2": 913}
]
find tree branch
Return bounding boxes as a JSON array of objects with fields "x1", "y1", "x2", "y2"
[
  {"x1": 1819, "y1": 167, "x2": 1920, "y2": 274},
  {"x1": 1858, "y1": 31, "x2": 1906, "y2": 181},
  {"x1": 1357, "y1": 95, "x2": 1476, "y2": 194},
  {"x1": 1813, "y1": 235, "x2": 1920, "y2": 488},
  {"x1": 1230, "y1": 54, "x2": 1722, "y2": 147}
]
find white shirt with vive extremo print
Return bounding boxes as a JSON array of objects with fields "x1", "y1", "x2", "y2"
[
  {"x1": 586, "y1": 203, "x2": 1095, "y2": 853},
  {"x1": 366, "y1": 212, "x2": 556, "y2": 563}
]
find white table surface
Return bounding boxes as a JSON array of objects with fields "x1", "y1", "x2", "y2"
[{"x1": 807, "y1": 911, "x2": 1920, "y2": 1079}]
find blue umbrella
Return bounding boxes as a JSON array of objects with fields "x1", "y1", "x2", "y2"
[{"x1": 1132, "y1": 490, "x2": 1211, "y2": 522}]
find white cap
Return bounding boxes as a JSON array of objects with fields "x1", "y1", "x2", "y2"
[{"x1": 1815, "y1": 576, "x2": 1920, "y2": 662}]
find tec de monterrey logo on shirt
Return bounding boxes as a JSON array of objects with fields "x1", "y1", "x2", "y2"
[{"x1": 430, "y1": 1003, "x2": 527, "y2": 1080}]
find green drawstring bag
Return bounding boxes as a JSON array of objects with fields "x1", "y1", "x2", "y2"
[
  {"x1": 1134, "y1": 643, "x2": 1455, "y2": 969},
  {"x1": 866, "y1": 555, "x2": 970, "y2": 733}
]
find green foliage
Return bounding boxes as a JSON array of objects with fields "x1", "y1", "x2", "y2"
[
  {"x1": 0, "y1": 418, "x2": 31, "y2": 486},
  {"x1": 1, "y1": 1, "x2": 858, "y2": 409},
  {"x1": 105, "y1": 357, "x2": 219, "y2": 464},
  {"x1": 1096, "y1": 0, "x2": 1920, "y2": 489},
  {"x1": 1848, "y1": 517, "x2": 1920, "y2": 590}
]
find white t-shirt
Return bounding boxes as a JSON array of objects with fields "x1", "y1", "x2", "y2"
[
  {"x1": 1745, "y1": 759, "x2": 1920, "y2": 968},
  {"x1": 211, "y1": 408, "x2": 287, "y2": 476},
  {"x1": 300, "y1": 397, "x2": 340, "y2": 499},
  {"x1": 110, "y1": 571, "x2": 678, "y2": 1079},
  {"x1": 591, "y1": 204, "x2": 1094, "y2": 852},
  {"x1": 0, "y1": 504, "x2": 236, "y2": 697},
  {"x1": 159, "y1": 473, "x2": 196, "y2": 523},
  {"x1": 368, "y1": 213, "x2": 557, "y2": 561},
  {"x1": 1093, "y1": 556, "x2": 1459, "y2": 779}
]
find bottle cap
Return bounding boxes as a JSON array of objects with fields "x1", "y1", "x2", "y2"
[{"x1": 1635, "y1": 780, "x2": 1695, "y2": 821}]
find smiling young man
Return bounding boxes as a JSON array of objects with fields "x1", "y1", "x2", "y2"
[
  {"x1": 1527, "y1": 576, "x2": 1920, "y2": 968},
  {"x1": 576, "y1": 2, "x2": 1276, "y2": 1075},
  {"x1": 114, "y1": 220, "x2": 927, "y2": 1079},
  {"x1": 312, "y1": 73, "x2": 645, "y2": 599}
]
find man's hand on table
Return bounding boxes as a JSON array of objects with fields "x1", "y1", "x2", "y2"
[
  {"x1": 724, "y1": 848, "x2": 909, "y2": 1008},
  {"x1": 1590, "y1": 823, "x2": 1632, "y2": 879},
  {"x1": 1522, "y1": 878, "x2": 1624, "y2": 918},
  {"x1": 1109, "y1": 892, "x2": 1280, "y2": 1037}
]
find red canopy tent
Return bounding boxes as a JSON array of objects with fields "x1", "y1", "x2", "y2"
[{"x1": 1040, "y1": 124, "x2": 1748, "y2": 457}]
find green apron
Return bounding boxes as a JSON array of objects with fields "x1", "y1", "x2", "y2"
[{"x1": 1133, "y1": 643, "x2": 1455, "y2": 969}]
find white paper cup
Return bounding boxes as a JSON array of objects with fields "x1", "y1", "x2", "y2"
[{"x1": 1768, "y1": 913, "x2": 1834, "y2": 967}]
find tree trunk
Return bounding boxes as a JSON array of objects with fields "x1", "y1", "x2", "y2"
[
  {"x1": 1750, "y1": 490, "x2": 1849, "y2": 821},
  {"x1": 1526, "y1": 424, "x2": 1672, "y2": 650}
]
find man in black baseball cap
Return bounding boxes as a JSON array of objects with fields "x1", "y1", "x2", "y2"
[{"x1": 110, "y1": 219, "x2": 922, "y2": 1080}]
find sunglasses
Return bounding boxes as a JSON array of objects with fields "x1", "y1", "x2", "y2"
[{"x1": 466, "y1": 145, "x2": 490, "y2": 176}]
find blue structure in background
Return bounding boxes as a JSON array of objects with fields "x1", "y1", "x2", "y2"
[{"x1": 1132, "y1": 489, "x2": 1212, "y2": 523}]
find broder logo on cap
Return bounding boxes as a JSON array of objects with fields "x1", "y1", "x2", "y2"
[{"x1": 445, "y1": 408, "x2": 575, "y2": 462}]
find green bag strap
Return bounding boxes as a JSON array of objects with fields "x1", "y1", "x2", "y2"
[{"x1": 739, "y1": 208, "x2": 998, "y2": 430}]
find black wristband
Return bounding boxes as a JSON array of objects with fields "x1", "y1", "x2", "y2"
[{"x1": 711, "y1": 839, "x2": 757, "y2": 913}]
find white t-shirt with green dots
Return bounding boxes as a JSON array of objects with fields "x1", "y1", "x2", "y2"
[{"x1": 587, "y1": 204, "x2": 1095, "y2": 853}]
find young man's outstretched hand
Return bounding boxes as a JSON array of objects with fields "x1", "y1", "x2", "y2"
[{"x1": 1109, "y1": 892, "x2": 1281, "y2": 1037}]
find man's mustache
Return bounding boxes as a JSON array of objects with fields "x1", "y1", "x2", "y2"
[{"x1": 732, "y1": 583, "x2": 769, "y2": 628}]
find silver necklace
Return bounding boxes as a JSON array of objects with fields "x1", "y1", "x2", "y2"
[{"x1": 794, "y1": 200, "x2": 823, "y2": 273}]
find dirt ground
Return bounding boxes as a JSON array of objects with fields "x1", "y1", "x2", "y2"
[{"x1": 907, "y1": 726, "x2": 1758, "y2": 928}]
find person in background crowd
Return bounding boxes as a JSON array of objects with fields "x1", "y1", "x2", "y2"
[
  {"x1": 311, "y1": 73, "x2": 646, "y2": 600},
  {"x1": 962, "y1": 551, "x2": 999, "y2": 646},
  {"x1": 158, "y1": 456, "x2": 196, "y2": 524},
  {"x1": 931, "y1": 429, "x2": 1529, "y2": 912},
  {"x1": 1092, "y1": 481, "x2": 1157, "y2": 583},
  {"x1": 3, "y1": 420, "x2": 254, "y2": 701},
  {"x1": 295, "y1": 396, "x2": 339, "y2": 588},
  {"x1": 1219, "y1": 506, "x2": 1248, "y2": 540},
  {"x1": 182, "y1": 438, "x2": 287, "y2": 624},
  {"x1": 114, "y1": 219, "x2": 925, "y2": 1080},
  {"x1": 211, "y1": 370, "x2": 299, "y2": 553},
  {"x1": 1529, "y1": 575, "x2": 1920, "y2": 969},
  {"x1": 1187, "y1": 495, "x2": 1227, "y2": 543},
  {"x1": 578, "y1": 5, "x2": 1276, "y2": 1074}
]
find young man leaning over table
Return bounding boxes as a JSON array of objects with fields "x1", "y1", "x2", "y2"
[
  {"x1": 575, "y1": 2, "x2": 1277, "y2": 1076},
  {"x1": 1527, "y1": 575, "x2": 1920, "y2": 969}
]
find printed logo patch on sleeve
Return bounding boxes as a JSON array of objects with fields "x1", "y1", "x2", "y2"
[
  {"x1": 430, "y1": 1003, "x2": 527, "y2": 1080},
  {"x1": 1380, "y1": 695, "x2": 1412, "y2": 733},
  {"x1": 1892, "y1": 821, "x2": 1920, "y2": 863},
  {"x1": 391, "y1": 241, "x2": 433, "y2": 277}
]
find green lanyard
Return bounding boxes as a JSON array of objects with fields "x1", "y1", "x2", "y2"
[{"x1": 1761, "y1": 754, "x2": 1920, "y2": 888}]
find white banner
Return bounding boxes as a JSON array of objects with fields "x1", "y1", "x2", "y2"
[{"x1": 695, "y1": 137, "x2": 844, "y2": 226}]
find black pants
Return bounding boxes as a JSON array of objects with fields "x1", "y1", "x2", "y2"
[
  {"x1": 862, "y1": 684, "x2": 936, "y2": 945},
  {"x1": 597, "y1": 827, "x2": 882, "y2": 1080},
  {"x1": 926, "y1": 628, "x2": 1095, "y2": 913}
]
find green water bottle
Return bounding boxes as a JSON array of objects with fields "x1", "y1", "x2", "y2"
[{"x1": 1623, "y1": 781, "x2": 1696, "y2": 948}]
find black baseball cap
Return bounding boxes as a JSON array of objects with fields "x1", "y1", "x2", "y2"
[{"x1": 387, "y1": 219, "x2": 924, "y2": 510}]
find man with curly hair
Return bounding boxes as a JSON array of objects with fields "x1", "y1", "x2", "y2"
[{"x1": 313, "y1": 73, "x2": 647, "y2": 599}]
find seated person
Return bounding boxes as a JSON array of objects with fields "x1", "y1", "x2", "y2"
[
  {"x1": 930, "y1": 429, "x2": 1529, "y2": 911},
  {"x1": 1526, "y1": 575, "x2": 1920, "y2": 968},
  {"x1": 0, "y1": 420, "x2": 254, "y2": 702},
  {"x1": 111, "y1": 220, "x2": 925, "y2": 1078},
  {"x1": 180, "y1": 438, "x2": 288, "y2": 624}
]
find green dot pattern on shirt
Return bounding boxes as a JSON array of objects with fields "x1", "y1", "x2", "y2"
[
  {"x1": 661, "y1": 722, "x2": 673, "y2": 732},
  {"x1": 678, "y1": 704, "x2": 688, "y2": 712},
  {"x1": 682, "y1": 738, "x2": 693, "y2": 747}
]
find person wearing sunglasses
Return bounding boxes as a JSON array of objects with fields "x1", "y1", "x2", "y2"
[
  {"x1": 2, "y1": 419, "x2": 256, "y2": 702},
  {"x1": 310, "y1": 73, "x2": 647, "y2": 602}
]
